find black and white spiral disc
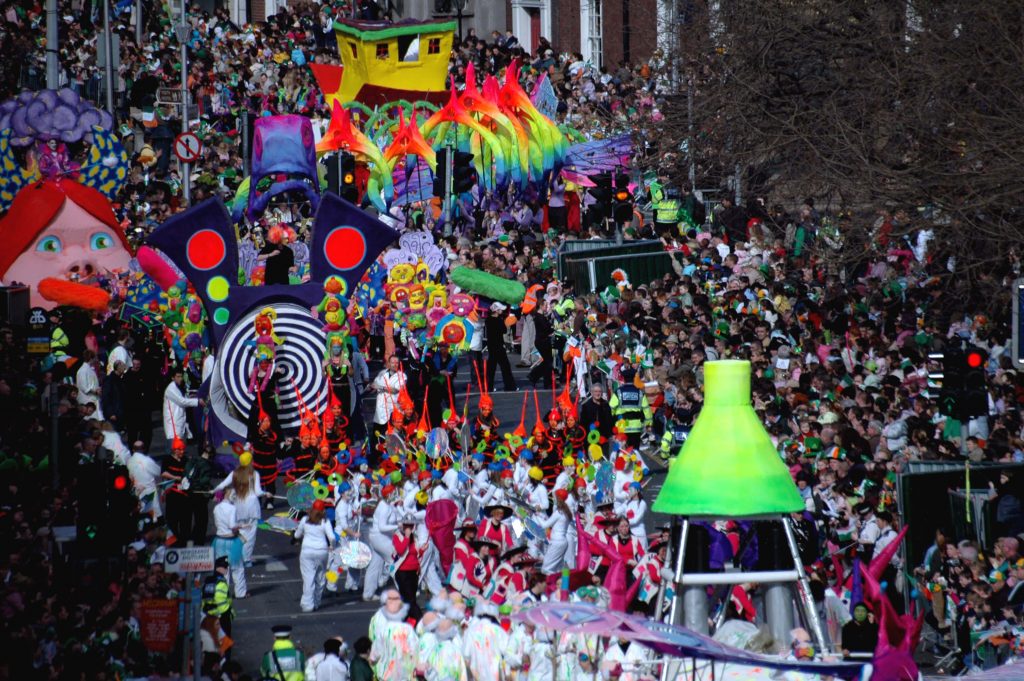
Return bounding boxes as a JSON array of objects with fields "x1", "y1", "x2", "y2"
[{"x1": 217, "y1": 303, "x2": 327, "y2": 431}]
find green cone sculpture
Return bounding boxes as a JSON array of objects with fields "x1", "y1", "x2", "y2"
[{"x1": 652, "y1": 360, "x2": 803, "y2": 517}]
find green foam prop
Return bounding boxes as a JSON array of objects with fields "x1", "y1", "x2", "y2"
[
  {"x1": 450, "y1": 266, "x2": 527, "y2": 306},
  {"x1": 652, "y1": 360, "x2": 803, "y2": 517}
]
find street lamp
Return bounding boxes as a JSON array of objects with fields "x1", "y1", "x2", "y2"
[{"x1": 456, "y1": 0, "x2": 468, "y2": 42}]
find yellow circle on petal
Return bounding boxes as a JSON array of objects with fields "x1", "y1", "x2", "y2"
[{"x1": 207, "y1": 275, "x2": 230, "y2": 302}]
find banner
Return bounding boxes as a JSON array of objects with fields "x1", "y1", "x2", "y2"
[{"x1": 139, "y1": 598, "x2": 179, "y2": 654}]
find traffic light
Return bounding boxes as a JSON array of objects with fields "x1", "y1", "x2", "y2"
[
  {"x1": 587, "y1": 172, "x2": 613, "y2": 221},
  {"x1": 452, "y1": 151, "x2": 477, "y2": 193},
  {"x1": 433, "y1": 147, "x2": 449, "y2": 198},
  {"x1": 340, "y1": 152, "x2": 358, "y2": 204},
  {"x1": 77, "y1": 461, "x2": 137, "y2": 555},
  {"x1": 935, "y1": 346, "x2": 988, "y2": 420},
  {"x1": 961, "y1": 346, "x2": 988, "y2": 419},
  {"x1": 434, "y1": 149, "x2": 477, "y2": 196},
  {"x1": 937, "y1": 348, "x2": 964, "y2": 417},
  {"x1": 612, "y1": 172, "x2": 634, "y2": 224}
]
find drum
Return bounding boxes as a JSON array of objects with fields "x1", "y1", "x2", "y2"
[
  {"x1": 265, "y1": 515, "x2": 300, "y2": 533},
  {"x1": 337, "y1": 540, "x2": 373, "y2": 569},
  {"x1": 286, "y1": 481, "x2": 315, "y2": 511}
]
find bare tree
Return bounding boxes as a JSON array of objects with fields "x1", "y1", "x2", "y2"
[{"x1": 644, "y1": 0, "x2": 1024, "y2": 278}]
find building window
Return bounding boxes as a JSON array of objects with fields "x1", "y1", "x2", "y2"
[
  {"x1": 398, "y1": 34, "x2": 420, "y2": 62},
  {"x1": 428, "y1": 37, "x2": 441, "y2": 54},
  {"x1": 349, "y1": 42, "x2": 358, "y2": 58},
  {"x1": 376, "y1": 42, "x2": 389, "y2": 60}
]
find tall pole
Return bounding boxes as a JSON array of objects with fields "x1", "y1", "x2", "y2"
[
  {"x1": 135, "y1": 0, "x2": 143, "y2": 46},
  {"x1": 49, "y1": 382, "x2": 60, "y2": 488},
  {"x1": 192, "y1": 573, "x2": 202, "y2": 681},
  {"x1": 45, "y1": 0, "x2": 59, "y2": 88},
  {"x1": 687, "y1": 78, "x2": 696, "y2": 188},
  {"x1": 178, "y1": 1, "x2": 191, "y2": 206},
  {"x1": 102, "y1": 0, "x2": 115, "y2": 115}
]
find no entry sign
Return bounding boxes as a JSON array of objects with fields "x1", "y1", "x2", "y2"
[{"x1": 173, "y1": 132, "x2": 202, "y2": 163}]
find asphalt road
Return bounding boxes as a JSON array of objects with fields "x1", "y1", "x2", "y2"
[{"x1": 222, "y1": 356, "x2": 671, "y2": 674}]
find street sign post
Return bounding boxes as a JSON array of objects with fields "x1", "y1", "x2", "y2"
[
  {"x1": 163, "y1": 546, "x2": 215, "y2": 573},
  {"x1": 173, "y1": 132, "x2": 202, "y2": 163}
]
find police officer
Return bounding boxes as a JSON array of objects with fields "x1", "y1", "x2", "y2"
[
  {"x1": 49, "y1": 309, "x2": 70, "y2": 360},
  {"x1": 609, "y1": 365, "x2": 652, "y2": 449},
  {"x1": 660, "y1": 406, "x2": 694, "y2": 461},
  {"x1": 202, "y1": 556, "x2": 234, "y2": 636},
  {"x1": 260, "y1": 624, "x2": 307, "y2": 681},
  {"x1": 650, "y1": 177, "x2": 681, "y2": 238}
]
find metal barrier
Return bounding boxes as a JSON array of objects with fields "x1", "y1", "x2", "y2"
[
  {"x1": 563, "y1": 250, "x2": 675, "y2": 292},
  {"x1": 557, "y1": 239, "x2": 664, "y2": 279}
]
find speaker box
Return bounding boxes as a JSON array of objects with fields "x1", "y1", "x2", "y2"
[{"x1": 0, "y1": 286, "x2": 30, "y2": 326}]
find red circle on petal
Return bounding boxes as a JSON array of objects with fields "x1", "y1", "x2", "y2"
[
  {"x1": 442, "y1": 324, "x2": 465, "y2": 344},
  {"x1": 323, "y1": 226, "x2": 366, "y2": 271},
  {"x1": 187, "y1": 229, "x2": 226, "y2": 271}
]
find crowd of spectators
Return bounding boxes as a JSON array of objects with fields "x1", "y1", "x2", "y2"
[{"x1": 3, "y1": 0, "x2": 1024, "y2": 677}]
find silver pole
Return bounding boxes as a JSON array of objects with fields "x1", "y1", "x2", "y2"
[
  {"x1": 135, "y1": 0, "x2": 143, "y2": 46},
  {"x1": 45, "y1": 0, "x2": 59, "y2": 88},
  {"x1": 667, "y1": 518, "x2": 689, "y2": 625},
  {"x1": 781, "y1": 517, "x2": 828, "y2": 652},
  {"x1": 192, "y1": 574, "x2": 201, "y2": 681},
  {"x1": 661, "y1": 517, "x2": 688, "y2": 681},
  {"x1": 102, "y1": 0, "x2": 115, "y2": 115},
  {"x1": 180, "y1": 2, "x2": 191, "y2": 206},
  {"x1": 241, "y1": 113, "x2": 250, "y2": 177},
  {"x1": 49, "y1": 382, "x2": 60, "y2": 488},
  {"x1": 687, "y1": 79, "x2": 696, "y2": 188}
]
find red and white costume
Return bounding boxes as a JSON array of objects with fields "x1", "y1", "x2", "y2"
[{"x1": 477, "y1": 519, "x2": 516, "y2": 553}]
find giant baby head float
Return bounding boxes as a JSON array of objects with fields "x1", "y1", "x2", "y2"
[{"x1": 0, "y1": 179, "x2": 131, "y2": 309}]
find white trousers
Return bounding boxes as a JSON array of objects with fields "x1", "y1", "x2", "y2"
[
  {"x1": 299, "y1": 548, "x2": 329, "y2": 612},
  {"x1": 419, "y1": 542, "x2": 444, "y2": 597},
  {"x1": 240, "y1": 523, "x2": 257, "y2": 564},
  {"x1": 363, "y1": 532, "x2": 394, "y2": 599},
  {"x1": 230, "y1": 565, "x2": 247, "y2": 598},
  {"x1": 542, "y1": 537, "x2": 576, "y2": 575}
]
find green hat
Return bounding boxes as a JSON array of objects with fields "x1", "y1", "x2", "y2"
[{"x1": 804, "y1": 437, "x2": 823, "y2": 453}]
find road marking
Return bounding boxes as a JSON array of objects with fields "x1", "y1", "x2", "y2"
[
  {"x1": 243, "y1": 577, "x2": 303, "y2": 585},
  {"x1": 234, "y1": 605, "x2": 378, "y2": 621},
  {"x1": 253, "y1": 553, "x2": 292, "y2": 570}
]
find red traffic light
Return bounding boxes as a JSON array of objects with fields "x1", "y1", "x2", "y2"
[
  {"x1": 113, "y1": 475, "x2": 128, "y2": 491},
  {"x1": 966, "y1": 352, "x2": 983, "y2": 368}
]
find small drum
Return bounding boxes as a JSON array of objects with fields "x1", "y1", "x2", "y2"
[
  {"x1": 265, "y1": 515, "x2": 300, "y2": 533},
  {"x1": 360, "y1": 500, "x2": 378, "y2": 518},
  {"x1": 338, "y1": 540, "x2": 373, "y2": 569},
  {"x1": 286, "y1": 481, "x2": 315, "y2": 512}
]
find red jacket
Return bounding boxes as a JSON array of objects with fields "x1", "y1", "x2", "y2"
[{"x1": 392, "y1": 533, "x2": 422, "y2": 572}]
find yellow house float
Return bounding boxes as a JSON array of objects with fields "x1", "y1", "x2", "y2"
[{"x1": 314, "y1": 19, "x2": 457, "y2": 110}]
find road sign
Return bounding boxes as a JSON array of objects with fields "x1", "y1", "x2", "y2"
[
  {"x1": 174, "y1": 132, "x2": 202, "y2": 163},
  {"x1": 164, "y1": 546, "x2": 215, "y2": 573},
  {"x1": 157, "y1": 87, "x2": 184, "y2": 105},
  {"x1": 26, "y1": 306, "x2": 50, "y2": 354}
]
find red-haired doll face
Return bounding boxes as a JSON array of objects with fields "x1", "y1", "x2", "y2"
[{"x1": 6, "y1": 199, "x2": 130, "y2": 308}]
